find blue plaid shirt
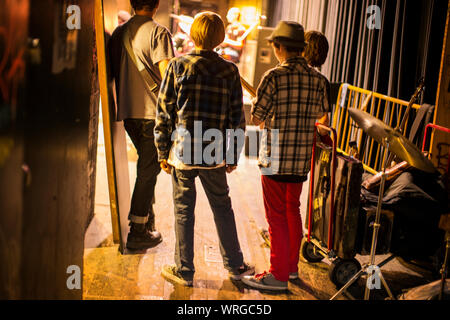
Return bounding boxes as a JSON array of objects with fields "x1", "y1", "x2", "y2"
[{"x1": 155, "y1": 50, "x2": 245, "y2": 168}]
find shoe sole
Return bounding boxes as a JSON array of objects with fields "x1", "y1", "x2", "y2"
[
  {"x1": 229, "y1": 268, "x2": 256, "y2": 280},
  {"x1": 289, "y1": 274, "x2": 299, "y2": 280},
  {"x1": 241, "y1": 276, "x2": 288, "y2": 291},
  {"x1": 126, "y1": 237, "x2": 162, "y2": 250},
  {"x1": 161, "y1": 269, "x2": 193, "y2": 287}
]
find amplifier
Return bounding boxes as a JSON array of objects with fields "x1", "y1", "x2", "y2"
[
  {"x1": 307, "y1": 142, "x2": 364, "y2": 259},
  {"x1": 358, "y1": 208, "x2": 394, "y2": 255}
]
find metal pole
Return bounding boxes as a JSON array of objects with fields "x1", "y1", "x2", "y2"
[
  {"x1": 364, "y1": 138, "x2": 389, "y2": 300},
  {"x1": 330, "y1": 268, "x2": 366, "y2": 300},
  {"x1": 439, "y1": 234, "x2": 449, "y2": 300},
  {"x1": 330, "y1": 139, "x2": 396, "y2": 300},
  {"x1": 378, "y1": 269, "x2": 395, "y2": 299}
]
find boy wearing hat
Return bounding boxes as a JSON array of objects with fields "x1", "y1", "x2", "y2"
[
  {"x1": 242, "y1": 21, "x2": 330, "y2": 291},
  {"x1": 154, "y1": 12, "x2": 254, "y2": 286}
]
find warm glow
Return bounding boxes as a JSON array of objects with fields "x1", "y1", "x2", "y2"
[
  {"x1": 104, "y1": 15, "x2": 118, "y2": 34},
  {"x1": 239, "y1": 6, "x2": 259, "y2": 26}
]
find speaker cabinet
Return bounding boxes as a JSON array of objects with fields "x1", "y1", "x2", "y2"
[{"x1": 359, "y1": 208, "x2": 394, "y2": 255}]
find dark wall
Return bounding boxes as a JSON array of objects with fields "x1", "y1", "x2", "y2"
[
  {"x1": 0, "y1": 0, "x2": 29, "y2": 300},
  {"x1": 0, "y1": 144, "x2": 24, "y2": 299},
  {"x1": 291, "y1": 0, "x2": 448, "y2": 107},
  {"x1": 352, "y1": 0, "x2": 447, "y2": 104},
  {"x1": 1, "y1": 0, "x2": 99, "y2": 299}
]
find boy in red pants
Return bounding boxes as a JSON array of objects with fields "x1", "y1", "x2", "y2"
[{"x1": 242, "y1": 21, "x2": 330, "y2": 291}]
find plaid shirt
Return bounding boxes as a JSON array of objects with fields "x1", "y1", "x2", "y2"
[
  {"x1": 251, "y1": 56, "x2": 330, "y2": 176},
  {"x1": 155, "y1": 50, "x2": 245, "y2": 168}
]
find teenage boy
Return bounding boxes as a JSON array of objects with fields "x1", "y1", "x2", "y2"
[
  {"x1": 242, "y1": 21, "x2": 330, "y2": 291},
  {"x1": 154, "y1": 12, "x2": 255, "y2": 286},
  {"x1": 304, "y1": 30, "x2": 333, "y2": 146},
  {"x1": 108, "y1": 0, "x2": 175, "y2": 250},
  {"x1": 304, "y1": 30, "x2": 331, "y2": 108}
]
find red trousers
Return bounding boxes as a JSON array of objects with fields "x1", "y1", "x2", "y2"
[{"x1": 261, "y1": 175, "x2": 303, "y2": 282}]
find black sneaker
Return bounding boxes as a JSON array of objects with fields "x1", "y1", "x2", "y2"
[
  {"x1": 229, "y1": 263, "x2": 256, "y2": 280},
  {"x1": 289, "y1": 272, "x2": 299, "y2": 280},
  {"x1": 161, "y1": 265, "x2": 193, "y2": 287},
  {"x1": 126, "y1": 223, "x2": 162, "y2": 250}
]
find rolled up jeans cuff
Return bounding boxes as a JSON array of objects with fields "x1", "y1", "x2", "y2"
[{"x1": 129, "y1": 214, "x2": 148, "y2": 224}]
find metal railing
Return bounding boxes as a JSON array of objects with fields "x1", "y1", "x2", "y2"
[
  {"x1": 422, "y1": 124, "x2": 450, "y2": 175},
  {"x1": 332, "y1": 84, "x2": 422, "y2": 174}
]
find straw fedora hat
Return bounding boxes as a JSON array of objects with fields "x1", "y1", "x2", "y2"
[{"x1": 267, "y1": 21, "x2": 307, "y2": 48}]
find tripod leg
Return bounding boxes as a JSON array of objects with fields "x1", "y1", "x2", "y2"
[
  {"x1": 364, "y1": 276, "x2": 371, "y2": 300},
  {"x1": 364, "y1": 140, "x2": 390, "y2": 301},
  {"x1": 377, "y1": 254, "x2": 396, "y2": 268},
  {"x1": 363, "y1": 256, "x2": 397, "y2": 300},
  {"x1": 330, "y1": 269, "x2": 365, "y2": 300},
  {"x1": 379, "y1": 271, "x2": 395, "y2": 300},
  {"x1": 343, "y1": 291, "x2": 357, "y2": 300},
  {"x1": 439, "y1": 237, "x2": 449, "y2": 300}
]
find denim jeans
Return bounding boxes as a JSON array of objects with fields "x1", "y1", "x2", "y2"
[
  {"x1": 171, "y1": 167, "x2": 244, "y2": 277},
  {"x1": 124, "y1": 119, "x2": 161, "y2": 226}
]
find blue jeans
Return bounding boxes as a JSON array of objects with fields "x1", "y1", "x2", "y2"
[{"x1": 171, "y1": 167, "x2": 244, "y2": 277}]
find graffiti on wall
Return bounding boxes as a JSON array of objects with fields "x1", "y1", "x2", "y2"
[
  {"x1": 0, "y1": 0, "x2": 29, "y2": 131},
  {"x1": 52, "y1": 0, "x2": 80, "y2": 74},
  {"x1": 0, "y1": 0, "x2": 29, "y2": 167}
]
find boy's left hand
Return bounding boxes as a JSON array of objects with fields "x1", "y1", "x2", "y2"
[
  {"x1": 319, "y1": 131, "x2": 333, "y2": 146},
  {"x1": 226, "y1": 165, "x2": 237, "y2": 173}
]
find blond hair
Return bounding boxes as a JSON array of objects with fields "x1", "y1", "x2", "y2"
[{"x1": 190, "y1": 12, "x2": 225, "y2": 50}]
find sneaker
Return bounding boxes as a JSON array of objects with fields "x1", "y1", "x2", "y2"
[
  {"x1": 242, "y1": 272, "x2": 288, "y2": 291},
  {"x1": 126, "y1": 223, "x2": 162, "y2": 250},
  {"x1": 229, "y1": 263, "x2": 256, "y2": 280},
  {"x1": 289, "y1": 272, "x2": 299, "y2": 280},
  {"x1": 161, "y1": 265, "x2": 193, "y2": 287}
]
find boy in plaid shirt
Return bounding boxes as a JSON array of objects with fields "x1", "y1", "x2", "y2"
[
  {"x1": 155, "y1": 12, "x2": 254, "y2": 286},
  {"x1": 242, "y1": 21, "x2": 330, "y2": 291}
]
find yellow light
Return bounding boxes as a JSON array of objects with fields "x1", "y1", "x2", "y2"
[{"x1": 239, "y1": 6, "x2": 259, "y2": 26}]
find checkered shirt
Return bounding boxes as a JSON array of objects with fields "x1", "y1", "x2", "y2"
[
  {"x1": 251, "y1": 56, "x2": 330, "y2": 176},
  {"x1": 155, "y1": 50, "x2": 245, "y2": 168}
]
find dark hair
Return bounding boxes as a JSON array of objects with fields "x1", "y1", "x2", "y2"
[
  {"x1": 270, "y1": 38, "x2": 304, "y2": 53},
  {"x1": 130, "y1": 0, "x2": 159, "y2": 11},
  {"x1": 304, "y1": 31, "x2": 329, "y2": 68}
]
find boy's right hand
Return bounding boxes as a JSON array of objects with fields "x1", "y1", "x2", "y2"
[{"x1": 160, "y1": 160, "x2": 172, "y2": 174}]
